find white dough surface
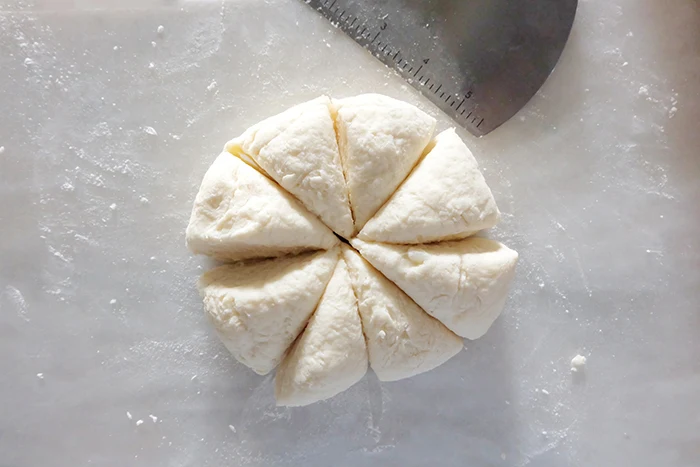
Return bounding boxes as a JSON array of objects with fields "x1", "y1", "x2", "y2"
[
  {"x1": 275, "y1": 257, "x2": 368, "y2": 406},
  {"x1": 226, "y1": 96, "x2": 354, "y2": 238},
  {"x1": 359, "y1": 128, "x2": 500, "y2": 244},
  {"x1": 333, "y1": 93, "x2": 436, "y2": 231},
  {"x1": 198, "y1": 248, "x2": 339, "y2": 375},
  {"x1": 343, "y1": 247, "x2": 463, "y2": 382},
  {"x1": 186, "y1": 152, "x2": 338, "y2": 261},
  {"x1": 352, "y1": 237, "x2": 519, "y2": 339}
]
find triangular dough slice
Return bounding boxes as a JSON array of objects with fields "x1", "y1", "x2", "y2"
[
  {"x1": 198, "y1": 248, "x2": 340, "y2": 375},
  {"x1": 351, "y1": 238, "x2": 518, "y2": 340},
  {"x1": 333, "y1": 94, "x2": 436, "y2": 232},
  {"x1": 359, "y1": 128, "x2": 500, "y2": 244},
  {"x1": 226, "y1": 97, "x2": 354, "y2": 238},
  {"x1": 342, "y1": 246, "x2": 462, "y2": 382},
  {"x1": 275, "y1": 257, "x2": 368, "y2": 406},
  {"x1": 186, "y1": 152, "x2": 338, "y2": 261}
]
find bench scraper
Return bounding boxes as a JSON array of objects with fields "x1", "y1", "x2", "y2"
[{"x1": 303, "y1": 0, "x2": 578, "y2": 136}]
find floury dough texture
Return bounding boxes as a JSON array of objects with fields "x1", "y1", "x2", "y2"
[
  {"x1": 358, "y1": 128, "x2": 501, "y2": 244},
  {"x1": 226, "y1": 96, "x2": 354, "y2": 239},
  {"x1": 275, "y1": 257, "x2": 368, "y2": 406},
  {"x1": 185, "y1": 153, "x2": 338, "y2": 261},
  {"x1": 186, "y1": 93, "x2": 519, "y2": 406},
  {"x1": 351, "y1": 237, "x2": 519, "y2": 340},
  {"x1": 332, "y1": 94, "x2": 436, "y2": 233},
  {"x1": 198, "y1": 249, "x2": 339, "y2": 375},
  {"x1": 343, "y1": 247, "x2": 463, "y2": 382}
]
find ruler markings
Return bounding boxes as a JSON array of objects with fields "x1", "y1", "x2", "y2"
[{"x1": 307, "y1": 0, "x2": 482, "y2": 133}]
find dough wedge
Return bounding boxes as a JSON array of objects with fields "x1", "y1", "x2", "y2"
[
  {"x1": 333, "y1": 94, "x2": 436, "y2": 233},
  {"x1": 342, "y1": 246, "x2": 462, "y2": 381},
  {"x1": 351, "y1": 238, "x2": 518, "y2": 340},
  {"x1": 186, "y1": 152, "x2": 338, "y2": 261},
  {"x1": 227, "y1": 97, "x2": 354, "y2": 238},
  {"x1": 359, "y1": 128, "x2": 500, "y2": 243},
  {"x1": 276, "y1": 257, "x2": 368, "y2": 406},
  {"x1": 198, "y1": 248, "x2": 339, "y2": 375}
]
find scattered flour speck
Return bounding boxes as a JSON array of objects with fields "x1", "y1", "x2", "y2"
[
  {"x1": 0, "y1": 146, "x2": 5, "y2": 154},
  {"x1": 126, "y1": 411, "x2": 133, "y2": 420},
  {"x1": 571, "y1": 354, "x2": 587, "y2": 372},
  {"x1": 143, "y1": 126, "x2": 157, "y2": 136},
  {"x1": 149, "y1": 414, "x2": 158, "y2": 423},
  {"x1": 157, "y1": 25, "x2": 165, "y2": 35},
  {"x1": 110, "y1": 299, "x2": 117, "y2": 305},
  {"x1": 140, "y1": 196, "x2": 150, "y2": 204},
  {"x1": 109, "y1": 203, "x2": 117, "y2": 210},
  {"x1": 36, "y1": 373, "x2": 44, "y2": 379},
  {"x1": 228, "y1": 425, "x2": 236, "y2": 433},
  {"x1": 136, "y1": 419, "x2": 144, "y2": 426}
]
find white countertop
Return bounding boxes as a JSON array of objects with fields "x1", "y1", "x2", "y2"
[{"x1": 1, "y1": 0, "x2": 699, "y2": 465}]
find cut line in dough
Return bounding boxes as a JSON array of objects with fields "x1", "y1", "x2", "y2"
[
  {"x1": 352, "y1": 237, "x2": 518, "y2": 339},
  {"x1": 186, "y1": 152, "x2": 338, "y2": 261},
  {"x1": 226, "y1": 96, "x2": 354, "y2": 238},
  {"x1": 333, "y1": 94, "x2": 436, "y2": 233},
  {"x1": 343, "y1": 246, "x2": 463, "y2": 382},
  {"x1": 359, "y1": 128, "x2": 500, "y2": 244},
  {"x1": 198, "y1": 248, "x2": 340, "y2": 375},
  {"x1": 275, "y1": 257, "x2": 368, "y2": 406}
]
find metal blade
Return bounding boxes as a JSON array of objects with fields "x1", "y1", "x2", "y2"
[{"x1": 304, "y1": 0, "x2": 578, "y2": 136}]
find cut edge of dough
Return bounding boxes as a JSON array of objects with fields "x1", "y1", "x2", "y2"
[
  {"x1": 331, "y1": 94, "x2": 437, "y2": 234},
  {"x1": 341, "y1": 245, "x2": 463, "y2": 382},
  {"x1": 185, "y1": 152, "x2": 339, "y2": 262},
  {"x1": 223, "y1": 97, "x2": 333, "y2": 178},
  {"x1": 224, "y1": 96, "x2": 356, "y2": 240},
  {"x1": 350, "y1": 237, "x2": 518, "y2": 340},
  {"x1": 198, "y1": 247, "x2": 341, "y2": 376},
  {"x1": 330, "y1": 102, "x2": 356, "y2": 235},
  {"x1": 357, "y1": 127, "x2": 501, "y2": 244},
  {"x1": 274, "y1": 255, "x2": 368, "y2": 406}
]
